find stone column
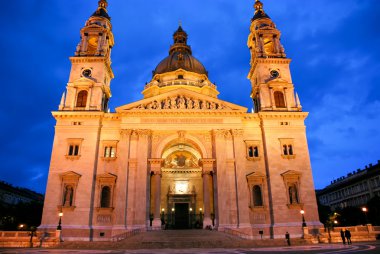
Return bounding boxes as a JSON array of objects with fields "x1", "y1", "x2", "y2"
[
  {"x1": 269, "y1": 88, "x2": 275, "y2": 109},
  {"x1": 200, "y1": 159, "x2": 215, "y2": 228},
  {"x1": 149, "y1": 159, "x2": 164, "y2": 228}
]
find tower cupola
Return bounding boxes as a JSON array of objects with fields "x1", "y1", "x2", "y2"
[
  {"x1": 247, "y1": 0, "x2": 302, "y2": 113},
  {"x1": 58, "y1": 0, "x2": 114, "y2": 112}
]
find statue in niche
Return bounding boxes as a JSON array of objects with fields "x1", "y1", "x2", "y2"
[
  {"x1": 63, "y1": 185, "x2": 74, "y2": 206},
  {"x1": 209, "y1": 102, "x2": 216, "y2": 110},
  {"x1": 289, "y1": 184, "x2": 299, "y2": 204}
]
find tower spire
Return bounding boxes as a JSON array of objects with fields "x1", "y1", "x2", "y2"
[
  {"x1": 98, "y1": 0, "x2": 108, "y2": 9},
  {"x1": 254, "y1": 0, "x2": 264, "y2": 14}
]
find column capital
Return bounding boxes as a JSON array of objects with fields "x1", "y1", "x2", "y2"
[
  {"x1": 212, "y1": 129, "x2": 231, "y2": 139},
  {"x1": 120, "y1": 129, "x2": 132, "y2": 137},
  {"x1": 200, "y1": 158, "x2": 215, "y2": 174},
  {"x1": 231, "y1": 129, "x2": 244, "y2": 138},
  {"x1": 200, "y1": 158, "x2": 215, "y2": 166},
  {"x1": 148, "y1": 158, "x2": 164, "y2": 166}
]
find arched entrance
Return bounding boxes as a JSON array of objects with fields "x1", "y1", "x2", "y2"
[
  {"x1": 150, "y1": 140, "x2": 215, "y2": 229},
  {"x1": 161, "y1": 144, "x2": 203, "y2": 229}
]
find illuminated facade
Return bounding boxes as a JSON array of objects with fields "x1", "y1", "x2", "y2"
[{"x1": 40, "y1": 0, "x2": 321, "y2": 241}]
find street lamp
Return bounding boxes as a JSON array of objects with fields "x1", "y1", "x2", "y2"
[
  {"x1": 362, "y1": 207, "x2": 368, "y2": 224},
  {"x1": 300, "y1": 210, "x2": 307, "y2": 227},
  {"x1": 57, "y1": 212, "x2": 63, "y2": 230}
]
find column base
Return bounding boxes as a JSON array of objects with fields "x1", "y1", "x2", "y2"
[
  {"x1": 152, "y1": 218, "x2": 162, "y2": 229},
  {"x1": 203, "y1": 217, "x2": 213, "y2": 229}
]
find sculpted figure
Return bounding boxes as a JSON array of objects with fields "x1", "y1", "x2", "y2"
[
  {"x1": 164, "y1": 97, "x2": 171, "y2": 109},
  {"x1": 178, "y1": 96, "x2": 186, "y2": 109},
  {"x1": 171, "y1": 97, "x2": 177, "y2": 109},
  {"x1": 210, "y1": 102, "x2": 216, "y2": 110},
  {"x1": 193, "y1": 99, "x2": 200, "y2": 109},
  {"x1": 186, "y1": 97, "x2": 193, "y2": 109}
]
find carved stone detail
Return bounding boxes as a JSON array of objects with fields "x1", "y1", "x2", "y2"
[
  {"x1": 133, "y1": 95, "x2": 230, "y2": 111},
  {"x1": 231, "y1": 129, "x2": 244, "y2": 137}
]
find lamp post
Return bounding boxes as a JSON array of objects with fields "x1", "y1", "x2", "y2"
[
  {"x1": 57, "y1": 212, "x2": 63, "y2": 230},
  {"x1": 300, "y1": 210, "x2": 307, "y2": 227},
  {"x1": 362, "y1": 207, "x2": 368, "y2": 225}
]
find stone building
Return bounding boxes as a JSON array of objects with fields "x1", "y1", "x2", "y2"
[
  {"x1": 0, "y1": 181, "x2": 43, "y2": 206},
  {"x1": 40, "y1": 0, "x2": 321, "y2": 241},
  {"x1": 317, "y1": 161, "x2": 380, "y2": 210}
]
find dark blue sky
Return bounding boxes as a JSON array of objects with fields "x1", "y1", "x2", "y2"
[{"x1": 1, "y1": 0, "x2": 379, "y2": 194}]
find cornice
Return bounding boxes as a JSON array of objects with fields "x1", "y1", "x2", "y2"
[
  {"x1": 52, "y1": 111, "x2": 120, "y2": 120},
  {"x1": 118, "y1": 111, "x2": 247, "y2": 117},
  {"x1": 258, "y1": 112, "x2": 309, "y2": 119}
]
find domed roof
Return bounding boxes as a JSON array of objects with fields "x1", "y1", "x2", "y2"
[
  {"x1": 251, "y1": 0, "x2": 271, "y2": 21},
  {"x1": 153, "y1": 26, "x2": 208, "y2": 76},
  {"x1": 91, "y1": 0, "x2": 111, "y2": 20}
]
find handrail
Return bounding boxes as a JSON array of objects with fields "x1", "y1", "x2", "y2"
[
  {"x1": 220, "y1": 227, "x2": 251, "y2": 240},
  {"x1": 110, "y1": 228, "x2": 145, "y2": 242}
]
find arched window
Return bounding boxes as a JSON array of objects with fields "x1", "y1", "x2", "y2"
[
  {"x1": 100, "y1": 186, "x2": 111, "y2": 208},
  {"x1": 253, "y1": 185, "x2": 263, "y2": 206},
  {"x1": 76, "y1": 90, "x2": 88, "y2": 107},
  {"x1": 274, "y1": 91, "x2": 286, "y2": 108}
]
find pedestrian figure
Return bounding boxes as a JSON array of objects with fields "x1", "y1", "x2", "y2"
[
  {"x1": 285, "y1": 232, "x2": 291, "y2": 246},
  {"x1": 340, "y1": 229, "x2": 346, "y2": 245},
  {"x1": 344, "y1": 229, "x2": 352, "y2": 245}
]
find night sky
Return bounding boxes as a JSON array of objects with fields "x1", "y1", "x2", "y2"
[{"x1": 1, "y1": 0, "x2": 379, "y2": 194}]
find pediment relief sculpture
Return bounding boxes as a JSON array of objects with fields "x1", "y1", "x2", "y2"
[
  {"x1": 134, "y1": 95, "x2": 230, "y2": 111},
  {"x1": 164, "y1": 151, "x2": 199, "y2": 169}
]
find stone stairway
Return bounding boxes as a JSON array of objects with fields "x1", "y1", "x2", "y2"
[{"x1": 56, "y1": 230, "x2": 308, "y2": 249}]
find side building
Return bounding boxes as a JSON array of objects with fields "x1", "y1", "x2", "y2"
[
  {"x1": 317, "y1": 161, "x2": 380, "y2": 210},
  {"x1": 0, "y1": 181, "x2": 44, "y2": 206}
]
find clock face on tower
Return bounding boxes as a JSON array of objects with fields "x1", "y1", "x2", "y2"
[
  {"x1": 82, "y1": 69, "x2": 92, "y2": 78},
  {"x1": 270, "y1": 70, "x2": 280, "y2": 79}
]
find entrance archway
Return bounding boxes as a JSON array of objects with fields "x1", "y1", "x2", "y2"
[{"x1": 150, "y1": 138, "x2": 214, "y2": 230}]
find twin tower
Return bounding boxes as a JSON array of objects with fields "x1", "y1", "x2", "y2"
[{"x1": 41, "y1": 0, "x2": 321, "y2": 241}]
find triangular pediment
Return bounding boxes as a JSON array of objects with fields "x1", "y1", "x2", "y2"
[
  {"x1": 116, "y1": 88, "x2": 247, "y2": 113},
  {"x1": 72, "y1": 77, "x2": 96, "y2": 86},
  {"x1": 281, "y1": 170, "x2": 302, "y2": 177},
  {"x1": 60, "y1": 171, "x2": 82, "y2": 180}
]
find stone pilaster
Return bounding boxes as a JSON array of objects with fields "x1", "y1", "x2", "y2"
[
  {"x1": 231, "y1": 129, "x2": 251, "y2": 228},
  {"x1": 200, "y1": 159, "x2": 215, "y2": 228},
  {"x1": 149, "y1": 159, "x2": 164, "y2": 228},
  {"x1": 112, "y1": 129, "x2": 132, "y2": 232}
]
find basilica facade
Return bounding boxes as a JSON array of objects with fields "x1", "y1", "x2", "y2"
[{"x1": 40, "y1": 0, "x2": 321, "y2": 241}]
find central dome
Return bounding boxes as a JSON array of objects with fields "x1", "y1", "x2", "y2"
[{"x1": 153, "y1": 26, "x2": 208, "y2": 76}]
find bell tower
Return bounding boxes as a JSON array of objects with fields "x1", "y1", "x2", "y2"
[
  {"x1": 247, "y1": 0, "x2": 301, "y2": 113},
  {"x1": 59, "y1": 0, "x2": 114, "y2": 112}
]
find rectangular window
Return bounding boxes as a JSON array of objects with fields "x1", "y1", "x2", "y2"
[
  {"x1": 101, "y1": 140, "x2": 118, "y2": 160},
  {"x1": 245, "y1": 141, "x2": 261, "y2": 161},
  {"x1": 66, "y1": 138, "x2": 83, "y2": 159},
  {"x1": 279, "y1": 138, "x2": 295, "y2": 159}
]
